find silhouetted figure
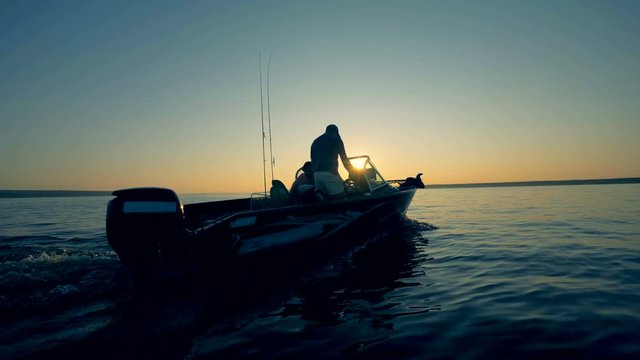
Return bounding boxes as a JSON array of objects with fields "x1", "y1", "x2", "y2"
[
  {"x1": 291, "y1": 161, "x2": 313, "y2": 196},
  {"x1": 290, "y1": 161, "x2": 324, "y2": 203},
  {"x1": 310, "y1": 124, "x2": 354, "y2": 197}
]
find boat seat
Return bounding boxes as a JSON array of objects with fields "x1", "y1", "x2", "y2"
[{"x1": 270, "y1": 180, "x2": 292, "y2": 207}]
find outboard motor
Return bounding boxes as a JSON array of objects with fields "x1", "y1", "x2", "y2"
[{"x1": 106, "y1": 187, "x2": 183, "y2": 269}]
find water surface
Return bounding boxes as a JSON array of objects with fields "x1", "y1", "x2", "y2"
[{"x1": 1, "y1": 185, "x2": 639, "y2": 359}]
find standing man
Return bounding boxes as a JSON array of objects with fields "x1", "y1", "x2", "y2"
[{"x1": 310, "y1": 124, "x2": 354, "y2": 197}]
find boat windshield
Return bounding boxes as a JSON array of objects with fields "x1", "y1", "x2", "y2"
[{"x1": 349, "y1": 155, "x2": 388, "y2": 191}]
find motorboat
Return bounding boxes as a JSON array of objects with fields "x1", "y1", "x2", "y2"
[{"x1": 106, "y1": 156, "x2": 424, "y2": 271}]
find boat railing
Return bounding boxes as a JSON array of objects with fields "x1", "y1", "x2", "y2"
[
  {"x1": 250, "y1": 192, "x2": 270, "y2": 210},
  {"x1": 347, "y1": 155, "x2": 389, "y2": 192}
]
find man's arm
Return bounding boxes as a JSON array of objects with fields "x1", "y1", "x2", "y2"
[{"x1": 338, "y1": 140, "x2": 353, "y2": 173}]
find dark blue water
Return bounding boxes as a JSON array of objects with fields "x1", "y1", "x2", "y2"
[{"x1": 1, "y1": 185, "x2": 639, "y2": 359}]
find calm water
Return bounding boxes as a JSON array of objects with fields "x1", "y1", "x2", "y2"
[{"x1": 1, "y1": 185, "x2": 639, "y2": 359}]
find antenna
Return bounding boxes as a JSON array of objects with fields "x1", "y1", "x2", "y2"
[
  {"x1": 259, "y1": 52, "x2": 267, "y2": 195},
  {"x1": 266, "y1": 53, "x2": 275, "y2": 181}
]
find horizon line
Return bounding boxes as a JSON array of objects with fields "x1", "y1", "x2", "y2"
[
  {"x1": 1, "y1": 177, "x2": 639, "y2": 198},
  {"x1": 426, "y1": 177, "x2": 640, "y2": 189}
]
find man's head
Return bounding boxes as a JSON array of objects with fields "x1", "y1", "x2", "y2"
[
  {"x1": 302, "y1": 161, "x2": 313, "y2": 174},
  {"x1": 325, "y1": 124, "x2": 339, "y2": 135}
]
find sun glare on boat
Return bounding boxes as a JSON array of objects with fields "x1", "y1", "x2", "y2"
[{"x1": 350, "y1": 157, "x2": 367, "y2": 169}]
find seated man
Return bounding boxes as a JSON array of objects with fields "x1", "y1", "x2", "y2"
[
  {"x1": 310, "y1": 124, "x2": 354, "y2": 197},
  {"x1": 290, "y1": 161, "x2": 314, "y2": 201}
]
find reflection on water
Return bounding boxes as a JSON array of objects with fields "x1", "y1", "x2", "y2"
[{"x1": 188, "y1": 224, "x2": 436, "y2": 359}]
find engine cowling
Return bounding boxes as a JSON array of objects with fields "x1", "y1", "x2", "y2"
[{"x1": 106, "y1": 187, "x2": 183, "y2": 268}]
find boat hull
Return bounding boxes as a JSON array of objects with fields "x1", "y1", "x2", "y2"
[
  {"x1": 187, "y1": 188, "x2": 416, "y2": 269},
  {"x1": 106, "y1": 186, "x2": 417, "y2": 272}
]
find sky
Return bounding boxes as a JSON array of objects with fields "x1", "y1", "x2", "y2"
[{"x1": 1, "y1": 0, "x2": 639, "y2": 193}]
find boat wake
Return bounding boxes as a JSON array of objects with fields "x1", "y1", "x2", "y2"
[
  {"x1": 402, "y1": 217, "x2": 439, "y2": 232},
  {"x1": 0, "y1": 213, "x2": 438, "y2": 359}
]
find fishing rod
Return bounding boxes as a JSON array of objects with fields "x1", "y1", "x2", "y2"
[
  {"x1": 259, "y1": 52, "x2": 267, "y2": 196},
  {"x1": 266, "y1": 53, "x2": 275, "y2": 182}
]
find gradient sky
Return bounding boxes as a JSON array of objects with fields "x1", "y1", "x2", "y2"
[{"x1": 1, "y1": 0, "x2": 639, "y2": 193}]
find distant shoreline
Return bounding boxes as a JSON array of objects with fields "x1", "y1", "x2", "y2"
[
  {"x1": 427, "y1": 177, "x2": 640, "y2": 189},
  {"x1": 1, "y1": 178, "x2": 639, "y2": 198},
  {"x1": 0, "y1": 190, "x2": 112, "y2": 199}
]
